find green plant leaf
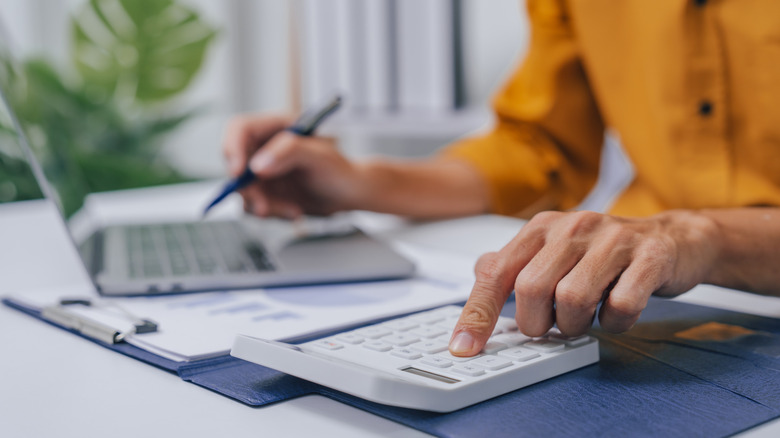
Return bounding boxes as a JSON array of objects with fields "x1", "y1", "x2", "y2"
[
  {"x1": 0, "y1": 152, "x2": 45, "y2": 203},
  {"x1": 74, "y1": 150, "x2": 192, "y2": 193},
  {"x1": 1, "y1": 0, "x2": 217, "y2": 217},
  {"x1": 72, "y1": 0, "x2": 217, "y2": 104}
]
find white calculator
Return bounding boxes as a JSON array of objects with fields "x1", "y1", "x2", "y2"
[{"x1": 231, "y1": 305, "x2": 599, "y2": 412}]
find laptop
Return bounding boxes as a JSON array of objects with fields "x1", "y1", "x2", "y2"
[{"x1": 0, "y1": 43, "x2": 414, "y2": 297}]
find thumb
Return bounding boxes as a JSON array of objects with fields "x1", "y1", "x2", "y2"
[{"x1": 249, "y1": 131, "x2": 315, "y2": 179}]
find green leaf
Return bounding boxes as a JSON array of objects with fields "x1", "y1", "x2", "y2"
[
  {"x1": 74, "y1": 150, "x2": 192, "y2": 193},
  {"x1": 71, "y1": 0, "x2": 217, "y2": 104},
  {"x1": 0, "y1": 152, "x2": 45, "y2": 203}
]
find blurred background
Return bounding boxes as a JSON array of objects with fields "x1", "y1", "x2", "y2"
[
  {"x1": 0, "y1": 0, "x2": 526, "y2": 185},
  {"x1": 0, "y1": 0, "x2": 629, "y2": 216}
]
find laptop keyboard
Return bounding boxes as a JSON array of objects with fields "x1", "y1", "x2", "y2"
[{"x1": 125, "y1": 222, "x2": 274, "y2": 278}]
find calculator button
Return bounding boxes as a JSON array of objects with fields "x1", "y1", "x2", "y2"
[
  {"x1": 490, "y1": 332, "x2": 531, "y2": 347},
  {"x1": 524, "y1": 340, "x2": 565, "y2": 353},
  {"x1": 437, "y1": 351, "x2": 481, "y2": 363},
  {"x1": 409, "y1": 311, "x2": 445, "y2": 325},
  {"x1": 482, "y1": 341, "x2": 508, "y2": 354},
  {"x1": 492, "y1": 317, "x2": 518, "y2": 334},
  {"x1": 335, "y1": 333, "x2": 364, "y2": 344},
  {"x1": 411, "y1": 326, "x2": 447, "y2": 339},
  {"x1": 363, "y1": 340, "x2": 393, "y2": 352},
  {"x1": 436, "y1": 335, "x2": 454, "y2": 343},
  {"x1": 381, "y1": 319, "x2": 419, "y2": 332},
  {"x1": 355, "y1": 326, "x2": 393, "y2": 339},
  {"x1": 549, "y1": 334, "x2": 591, "y2": 347},
  {"x1": 435, "y1": 306, "x2": 464, "y2": 317},
  {"x1": 409, "y1": 341, "x2": 448, "y2": 354},
  {"x1": 452, "y1": 363, "x2": 485, "y2": 377},
  {"x1": 471, "y1": 355, "x2": 512, "y2": 371},
  {"x1": 383, "y1": 333, "x2": 420, "y2": 346},
  {"x1": 391, "y1": 348, "x2": 422, "y2": 360},
  {"x1": 498, "y1": 347, "x2": 540, "y2": 362},
  {"x1": 421, "y1": 356, "x2": 453, "y2": 368},
  {"x1": 312, "y1": 340, "x2": 343, "y2": 350},
  {"x1": 435, "y1": 318, "x2": 459, "y2": 332}
]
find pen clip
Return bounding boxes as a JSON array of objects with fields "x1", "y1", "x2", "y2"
[{"x1": 41, "y1": 299, "x2": 158, "y2": 345}]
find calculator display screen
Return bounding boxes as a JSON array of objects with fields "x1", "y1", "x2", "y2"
[{"x1": 401, "y1": 367, "x2": 460, "y2": 384}]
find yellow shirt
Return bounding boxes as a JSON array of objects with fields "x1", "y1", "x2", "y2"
[{"x1": 444, "y1": 0, "x2": 780, "y2": 218}]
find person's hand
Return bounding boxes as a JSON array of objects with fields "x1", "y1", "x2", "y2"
[
  {"x1": 222, "y1": 114, "x2": 366, "y2": 218},
  {"x1": 448, "y1": 210, "x2": 720, "y2": 356}
]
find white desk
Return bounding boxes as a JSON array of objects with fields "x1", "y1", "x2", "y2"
[{"x1": 2, "y1": 183, "x2": 780, "y2": 438}]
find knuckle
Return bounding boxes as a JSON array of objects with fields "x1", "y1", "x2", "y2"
[
  {"x1": 636, "y1": 238, "x2": 677, "y2": 280},
  {"x1": 607, "y1": 295, "x2": 644, "y2": 321},
  {"x1": 474, "y1": 252, "x2": 504, "y2": 281},
  {"x1": 602, "y1": 222, "x2": 631, "y2": 245},
  {"x1": 513, "y1": 270, "x2": 550, "y2": 302},
  {"x1": 562, "y1": 211, "x2": 604, "y2": 238},
  {"x1": 555, "y1": 280, "x2": 595, "y2": 312},
  {"x1": 639, "y1": 235, "x2": 674, "y2": 259},
  {"x1": 523, "y1": 211, "x2": 559, "y2": 237},
  {"x1": 529, "y1": 210, "x2": 561, "y2": 224}
]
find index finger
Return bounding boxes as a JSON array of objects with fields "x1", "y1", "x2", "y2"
[
  {"x1": 222, "y1": 115, "x2": 291, "y2": 176},
  {"x1": 449, "y1": 227, "x2": 545, "y2": 356}
]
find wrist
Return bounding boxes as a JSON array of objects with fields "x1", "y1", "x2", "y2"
[
  {"x1": 343, "y1": 160, "x2": 387, "y2": 212},
  {"x1": 654, "y1": 209, "x2": 722, "y2": 292}
]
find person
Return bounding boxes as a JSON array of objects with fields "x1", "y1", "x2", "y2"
[{"x1": 222, "y1": 0, "x2": 780, "y2": 357}]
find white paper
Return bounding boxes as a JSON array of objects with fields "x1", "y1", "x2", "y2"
[{"x1": 122, "y1": 275, "x2": 470, "y2": 362}]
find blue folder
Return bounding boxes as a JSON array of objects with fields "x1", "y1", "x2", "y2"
[{"x1": 5, "y1": 296, "x2": 780, "y2": 438}]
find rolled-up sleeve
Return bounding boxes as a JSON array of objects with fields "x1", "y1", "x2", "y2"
[{"x1": 442, "y1": 0, "x2": 605, "y2": 217}]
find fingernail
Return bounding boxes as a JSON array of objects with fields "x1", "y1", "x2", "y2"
[
  {"x1": 449, "y1": 331, "x2": 475, "y2": 354},
  {"x1": 249, "y1": 154, "x2": 274, "y2": 173}
]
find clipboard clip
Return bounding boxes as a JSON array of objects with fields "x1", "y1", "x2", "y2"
[{"x1": 41, "y1": 298, "x2": 157, "y2": 345}]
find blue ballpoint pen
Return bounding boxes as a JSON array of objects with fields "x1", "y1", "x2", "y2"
[{"x1": 202, "y1": 95, "x2": 342, "y2": 217}]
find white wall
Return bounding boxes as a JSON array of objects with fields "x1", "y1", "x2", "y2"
[
  {"x1": 153, "y1": 0, "x2": 293, "y2": 177},
  {"x1": 0, "y1": 0, "x2": 528, "y2": 177},
  {"x1": 461, "y1": 0, "x2": 528, "y2": 108}
]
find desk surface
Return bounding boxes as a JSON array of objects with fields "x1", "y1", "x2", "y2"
[{"x1": 2, "y1": 183, "x2": 780, "y2": 437}]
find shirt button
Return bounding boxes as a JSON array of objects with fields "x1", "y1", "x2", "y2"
[{"x1": 698, "y1": 100, "x2": 713, "y2": 117}]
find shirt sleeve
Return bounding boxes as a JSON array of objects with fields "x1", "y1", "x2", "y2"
[{"x1": 441, "y1": 0, "x2": 605, "y2": 217}]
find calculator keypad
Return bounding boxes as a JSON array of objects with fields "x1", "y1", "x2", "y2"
[{"x1": 304, "y1": 305, "x2": 594, "y2": 385}]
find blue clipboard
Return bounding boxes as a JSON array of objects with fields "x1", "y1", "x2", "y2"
[{"x1": 5, "y1": 296, "x2": 780, "y2": 438}]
